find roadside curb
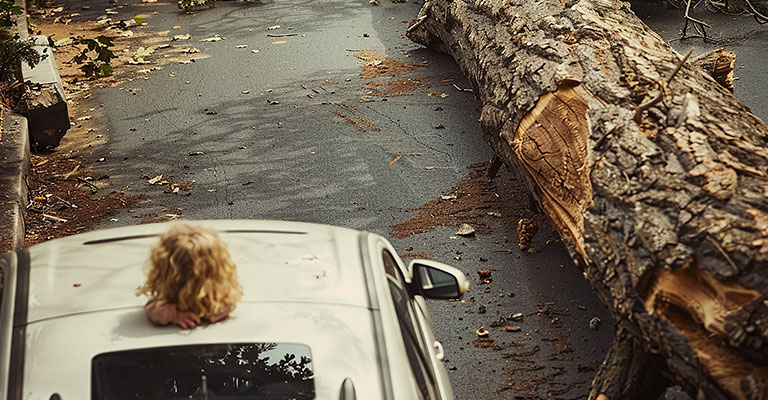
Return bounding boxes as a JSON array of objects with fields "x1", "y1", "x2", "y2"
[
  {"x1": 0, "y1": 0, "x2": 33, "y2": 252},
  {"x1": 0, "y1": 111, "x2": 29, "y2": 253}
]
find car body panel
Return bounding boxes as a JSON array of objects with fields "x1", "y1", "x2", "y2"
[
  {"x1": 25, "y1": 220, "x2": 369, "y2": 323},
  {"x1": 1, "y1": 220, "x2": 455, "y2": 400},
  {"x1": 22, "y1": 303, "x2": 382, "y2": 399}
]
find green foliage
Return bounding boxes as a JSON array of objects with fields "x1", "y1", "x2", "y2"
[
  {"x1": 178, "y1": 0, "x2": 216, "y2": 12},
  {"x1": 0, "y1": 28, "x2": 42, "y2": 83},
  {"x1": 71, "y1": 36, "x2": 116, "y2": 78},
  {"x1": 0, "y1": 0, "x2": 22, "y2": 28}
]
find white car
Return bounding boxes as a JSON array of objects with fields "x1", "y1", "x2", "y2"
[{"x1": 0, "y1": 220, "x2": 468, "y2": 399}]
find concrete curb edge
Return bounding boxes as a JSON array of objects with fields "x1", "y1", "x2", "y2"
[{"x1": 0, "y1": 112, "x2": 29, "y2": 252}]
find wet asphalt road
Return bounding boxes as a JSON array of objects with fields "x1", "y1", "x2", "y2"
[{"x1": 59, "y1": 0, "x2": 765, "y2": 398}]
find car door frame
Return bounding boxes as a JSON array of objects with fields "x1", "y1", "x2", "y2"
[{"x1": 371, "y1": 236, "x2": 454, "y2": 400}]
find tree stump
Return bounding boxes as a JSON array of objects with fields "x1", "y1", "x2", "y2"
[{"x1": 407, "y1": 0, "x2": 768, "y2": 398}]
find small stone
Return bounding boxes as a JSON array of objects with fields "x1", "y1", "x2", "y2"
[
  {"x1": 589, "y1": 316, "x2": 601, "y2": 330},
  {"x1": 505, "y1": 325, "x2": 521, "y2": 332},
  {"x1": 478, "y1": 305, "x2": 486, "y2": 314},
  {"x1": 511, "y1": 313, "x2": 524, "y2": 321}
]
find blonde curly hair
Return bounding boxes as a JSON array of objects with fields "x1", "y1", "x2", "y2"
[{"x1": 137, "y1": 224, "x2": 242, "y2": 319}]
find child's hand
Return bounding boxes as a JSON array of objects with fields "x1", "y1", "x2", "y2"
[{"x1": 175, "y1": 310, "x2": 201, "y2": 329}]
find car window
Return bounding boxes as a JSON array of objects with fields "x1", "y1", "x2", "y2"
[
  {"x1": 92, "y1": 343, "x2": 314, "y2": 400},
  {"x1": 382, "y1": 250, "x2": 436, "y2": 399}
]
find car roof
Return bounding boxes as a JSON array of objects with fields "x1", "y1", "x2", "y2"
[
  {"x1": 25, "y1": 219, "x2": 369, "y2": 323},
  {"x1": 15, "y1": 220, "x2": 391, "y2": 399}
]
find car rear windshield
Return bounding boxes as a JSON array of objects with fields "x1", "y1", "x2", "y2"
[{"x1": 92, "y1": 343, "x2": 314, "y2": 399}]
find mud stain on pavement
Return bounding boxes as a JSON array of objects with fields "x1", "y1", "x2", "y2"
[
  {"x1": 355, "y1": 50, "x2": 425, "y2": 78},
  {"x1": 390, "y1": 162, "x2": 534, "y2": 239}
]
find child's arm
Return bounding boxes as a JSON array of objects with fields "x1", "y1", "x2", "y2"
[
  {"x1": 206, "y1": 300, "x2": 237, "y2": 323},
  {"x1": 145, "y1": 300, "x2": 200, "y2": 328}
]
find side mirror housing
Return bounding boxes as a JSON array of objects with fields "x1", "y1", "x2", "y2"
[{"x1": 407, "y1": 259, "x2": 469, "y2": 299}]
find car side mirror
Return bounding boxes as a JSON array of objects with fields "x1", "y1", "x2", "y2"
[{"x1": 408, "y1": 259, "x2": 469, "y2": 299}]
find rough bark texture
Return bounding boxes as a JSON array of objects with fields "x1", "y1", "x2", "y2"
[
  {"x1": 407, "y1": 0, "x2": 768, "y2": 398},
  {"x1": 589, "y1": 328, "x2": 670, "y2": 400}
]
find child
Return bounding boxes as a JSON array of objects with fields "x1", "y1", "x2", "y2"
[{"x1": 136, "y1": 224, "x2": 243, "y2": 329}]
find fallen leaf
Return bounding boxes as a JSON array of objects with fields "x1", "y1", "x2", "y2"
[
  {"x1": 235, "y1": 44, "x2": 248, "y2": 48},
  {"x1": 130, "y1": 46, "x2": 156, "y2": 64},
  {"x1": 424, "y1": 166, "x2": 435, "y2": 170},
  {"x1": 505, "y1": 325, "x2": 521, "y2": 332},
  {"x1": 251, "y1": 49, "x2": 261, "y2": 54},
  {"x1": 428, "y1": 92, "x2": 449, "y2": 98},
  {"x1": 242, "y1": 181, "x2": 254, "y2": 185},
  {"x1": 77, "y1": 116, "x2": 91, "y2": 121},
  {"x1": 389, "y1": 154, "x2": 402, "y2": 166},
  {"x1": 441, "y1": 194, "x2": 457, "y2": 200},
  {"x1": 487, "y1": 211, "x2": 502, "y2": 217},
  {"x1": 189, "y1": 151, "x2": 204, "y2": 156},
  {"x1": 200, "y1": 35, "x2": 224, "y2": 42},
  {"x1": 267, "y1": 25, "x2": 281, "y2": 30},
  {"x1": 53, "y1": 37, "x2": 74, "y2": 47},
  {"x1": 172, "y1": 33, "x2": 190, "y2": 41},
  {"x1": 456, "y1": 223, "x2": 475, "y2": 236},
  {"x1": 148, "y1": 175, "x2": 163, "y2": 185},
  {"x1": 477, "y1": 269, "x2": 491, "y2": 279},
  {"x1": 172, "y1": 25, "x2": 181, "y2": 29},
  {"x1": 271, "y1": 40, "x2": 287, "y2": 45},
  {"x1": 181, "y1": 47, "x2": 200, "y2": 54},
  {"x1": 73, "y1": 283, "x2": 82, "y2": 287}
]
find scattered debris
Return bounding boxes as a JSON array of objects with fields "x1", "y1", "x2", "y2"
[
  {"x1": 589, "y1": 316, "x2": 601, "y2": 331},
  {"x1": 452, "y1": 83, "x2": 473, "y2": 92},
  {"x1": 517, "y1": 217, "x2": 539, "y2": 251},
  {"x1": 200, "y1": 35, "x2": 224, "y2": 42},
  {"x1": 455, "y1": 223, "x2": 476, "y2": 236},
  {"x1": 477, "y1": 269, "x2": 492, "y2": 279},
  {"x1": 354, "y1": 50, "x2": 425, "y2": 79},
  {"x1": 389, "y1": 154, "x2": 402, "y2": 166}
]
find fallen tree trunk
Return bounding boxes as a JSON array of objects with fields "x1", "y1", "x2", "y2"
[{"x1": 407, "y1": 0, "x2": 768, "y2": 398}]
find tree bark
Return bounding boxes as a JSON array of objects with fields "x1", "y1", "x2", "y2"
[{"x1": 407, "y1": 0, "x2": 768, "y2": 398}]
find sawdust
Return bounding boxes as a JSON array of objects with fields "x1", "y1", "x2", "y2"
[
  {"x1": 390, "y1": 162, "x2": 534, "y2": 239},
  {"x1": 366, "y1": 78, "x2": 428, "y2": 95},
  {"x1": 354, "y1": 50, "x2": 425, "y2": 79}
]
